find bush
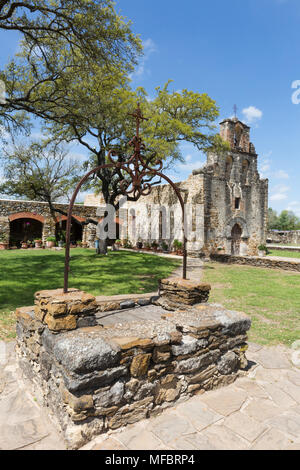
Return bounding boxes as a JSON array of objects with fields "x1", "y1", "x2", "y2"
[{"x1": 173, "y1": 239, "x2": 183, "y2": 250}]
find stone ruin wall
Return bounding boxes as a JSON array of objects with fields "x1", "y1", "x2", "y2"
[
  {"x1": 15, "y1": 284, "x2": 251, "y2": 449},
  {"x1": 267, "y1": 230, "x2": 300, "y2": 246},
  {"x1": 0, "y1": 199, "x2": 98, "y2": 245},
  {"x1": 125, "y1": 173, "x2": 205, "y2": 254}
]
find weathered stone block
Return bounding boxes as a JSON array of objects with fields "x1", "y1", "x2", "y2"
[
  {"x1": 217, "y1": 351, "x2": 239, "y2": 375},
  {"x1": 94, "y1": 381, "x2": 124, "y2": 408},
  {"x1": 69, "y1": 394, "x2": 94, "y2": 412},
  {"x1": 152, "y1": 346, "x2": 171, "y2": 363},
  {"x1": 52, "y1": 331, "x2": 121, "y2": 374},
  {"x1": 44, "y1": 313, "x2": 77, "y2": 331},
  {"x1": 157, "y1": 278, "x2": 211, "y2": 311},
  {"x1": 130, "y1": 353, "x2": 151, "y2": 377}
]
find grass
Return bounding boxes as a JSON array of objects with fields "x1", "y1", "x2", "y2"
[
  {"x1": 267, "y1": 249, "x2": 300, "y2": 259},
  {"x1": 0, "y1": 248, "x2": 181, "y2": 341},
  {"x1": 202, "y1": 262, "x2": 300, "y2": 347}
]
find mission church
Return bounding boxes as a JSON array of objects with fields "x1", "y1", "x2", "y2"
[
  {"x1": 85, "y1": 116, "x2": 268, "y2": 257},
  {"x1": 0, "y1": 116, "x2": 268, "y2": 256}
]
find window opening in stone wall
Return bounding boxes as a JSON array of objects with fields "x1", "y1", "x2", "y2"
[{"x1": 235, "y1": 198, "x2": 241, "y2": 210}]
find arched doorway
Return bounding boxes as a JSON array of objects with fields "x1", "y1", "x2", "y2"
[
  {"x1": 231, "y1": 223, "x2": 242, "y2": 255},
  {"x1": 10, "y1": 218, "x2": 43, "y2": 246},
  {"x1": 55, "y1": 219, "x2": 83, "y2": 244}
]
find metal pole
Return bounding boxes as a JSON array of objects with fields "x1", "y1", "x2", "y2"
[{"x1": 156, "y1": 172, "x2": 187, "y2": 280}]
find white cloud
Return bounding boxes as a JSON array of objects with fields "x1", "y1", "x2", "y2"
[
  {"x1": 274, "y1": 170, "x2": 289, "y2": 179},
  {"x1": 177, "y1": 159, "x2": 204, "y2": 173},
  {"x1": 270, "y1": 193, "x2": 288, "y2": 202},
  {"x1": 270, "y1": 184, "x2": 290, "y2": 202},
  {"x1": 242, "y1": 106, "x2": 263, "y2": 124},
  {"x1": 130, "y1": 38, "x2": 156, "y2": 80},
  {"x1": 287, "y1": 202, "x2": 300, "y2": 217}
]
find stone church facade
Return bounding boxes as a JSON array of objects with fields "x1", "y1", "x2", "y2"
[
  {"x1": 86, "y1": 116, "x2": 269, "y2": 256},
  {"x1": 0, "y1": 117, "x2": 268, "y2": 256}
]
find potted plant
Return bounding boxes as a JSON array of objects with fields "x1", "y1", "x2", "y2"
[
  {"x1": 151, "y1": 240, "x2": 158, "y2": 252},
  {"x1": 258, "y1": 244, "x2": 267, "y2": 257},
  {"x1": 123, "y1": 239, "x2": 132, "y2": 249},
  {"x1": 21, "y1": 240, "x2": 28, "y2": 249},
  {"x1": 136, "y1": 239, "x2": 143, "y2": 250},
  {"x1": 34, "y1": 239, "x2": 42, "y2": 248},
  {"x1": 161, "y1": 241, "x2": 169, "y2": 253},
  {"x1": 76, "y1": 240, "x2": 82, "y2": 247},
  {"x1": 173, "y1": 239, "x2": 183, "y2": 255},
  {"x1": 114, "y1": 239, "x2": 121, "y2": 250},
  {"x1": 45, "y1": 236, "x2": 55, "y2": 248},
  {"x1": 57, "y1": 230, "x2": 66, "y2": 248},
  {"x1": 0, "y1": 234, "x2": 9, "y2": 250}
]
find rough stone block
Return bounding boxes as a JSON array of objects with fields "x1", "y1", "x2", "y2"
[{"x1": 130, "y1": 353, "x2": 152, "y2": 377}]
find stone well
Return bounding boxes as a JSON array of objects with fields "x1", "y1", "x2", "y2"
[{"x1": 16, "y1": 282, "x2": 251, "y2": 449}]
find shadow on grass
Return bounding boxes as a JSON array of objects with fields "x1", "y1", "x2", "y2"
[{"x1": 0, "y1": 249, "x2": 181, "y2": 311}]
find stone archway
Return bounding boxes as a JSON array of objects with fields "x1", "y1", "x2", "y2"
[
  {"x1": 10, "y1": 218, "x2": 43, "y2": 245},
  {"x1": 231, "y1": 223, "x2": 242, "y2": 255},
  {"x1": 8, "y1": 212, "x2": 45, "y2": 246}
]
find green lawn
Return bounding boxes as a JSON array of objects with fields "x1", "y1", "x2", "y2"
[
  {"x1": 0, "y1": 249, "x2": 181, "y2": 341},
  {"x1": 267, "y1": 249, "x2": 300, "y2": 259},
  {"x1": 202, "y1": 262, "x2": 300, "y2": 347}
]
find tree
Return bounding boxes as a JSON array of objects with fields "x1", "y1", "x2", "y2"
[
  {"x1": 0, "y1": 0, "x2": 142, "y2": 137},
  {"x1": 0, "y1": 140, "x2": 96, "y2": 231},
  {"x1": 277, "y1": 210, "x2": 299, "y2": 231},
  {"x1": 0, "y1": 139, "x2": 81, "y2": 200},
  {"x1": 268, "y1": 208, "x2": 300, "y2": 231},
  {"x1": 1, "y1": 2, "x2": 225, "y2": 253},
  {"x1": 267, "y1": 208, "x2": 278, "y2": 230}
]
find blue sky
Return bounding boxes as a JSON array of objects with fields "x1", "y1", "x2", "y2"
[{"x1": 1, "y1": 0, "x2": 300, "y2": 214}]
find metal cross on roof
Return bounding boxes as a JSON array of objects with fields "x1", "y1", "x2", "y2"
[{"x1": 233, "y1": 104, "x2": 238, "y2": 118}]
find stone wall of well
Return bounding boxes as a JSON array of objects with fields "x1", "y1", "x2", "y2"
[{"x1": 16, "y1": 287, "x2": 251, "y2": 449}]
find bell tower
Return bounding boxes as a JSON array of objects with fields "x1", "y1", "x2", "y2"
[{"x1": 219, "y1": 117, "x2": 256, "y2": 154}]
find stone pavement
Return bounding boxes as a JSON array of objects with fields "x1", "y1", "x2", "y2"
[
  {"x1": 1, "y1": 339, "x2": 299, "y2": 450},
  {"x1": 0, "y1": 341, "x2": 65, "y2": 450}
]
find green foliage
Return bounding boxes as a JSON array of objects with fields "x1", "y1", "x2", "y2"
[
  {"x1": 173, "y1": 239, "x2": 183, "y2": 250},
  {"x1": 258, "y1": 244, "x2": 267, "y2": 252},
  {"x1": 0, "y1": 0, "x2": 225, "y2": 212},
  {"x1": 268, "y1": 208, "x2": 300, "y2": 231},
  {"x1": 46, "y1": 236, "x2": 56, "y2": 242},
  {"x1": 0, "y1": 0, "x2": 142, "y2": 138},
  {"x1": 0, "y1": 141, "x2": 81, "y2": 203}
]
